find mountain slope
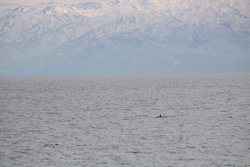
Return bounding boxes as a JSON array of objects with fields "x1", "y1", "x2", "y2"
[{"x1": 0, "y1": 0, "x2": 250, "y2": 75}]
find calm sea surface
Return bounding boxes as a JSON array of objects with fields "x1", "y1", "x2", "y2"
[{"x1": 0, "y1": 74, "x2": 250, "y2": 167}]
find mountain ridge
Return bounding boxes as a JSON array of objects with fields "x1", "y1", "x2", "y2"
[{"x1": 0, "y1": 0, "x2": 250, "y2": 75}]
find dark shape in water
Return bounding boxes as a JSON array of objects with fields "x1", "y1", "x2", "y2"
[{"x1": 156, "y1": 115, "x2": 167, "y2": 118}]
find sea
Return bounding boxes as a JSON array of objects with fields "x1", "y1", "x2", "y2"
[{"x1": 0, "y1": 73, "x2": 250, "y2": 167}]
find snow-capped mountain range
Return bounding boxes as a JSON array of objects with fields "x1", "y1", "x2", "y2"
[{"x1": 0, "y1": 0, "x2": 250, "y2": 75}]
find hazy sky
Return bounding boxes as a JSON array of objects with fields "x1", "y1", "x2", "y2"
[{"x1": 0, "y1": 0, "x2": 91, "y2": 12}]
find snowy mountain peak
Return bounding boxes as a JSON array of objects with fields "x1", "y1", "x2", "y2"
[
  {"x1": 0, "y1": 0, "x2": 249, "y2": 43},
  {"x1": 0, "y1": 0, "x2": 250, "y2": 75}
]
